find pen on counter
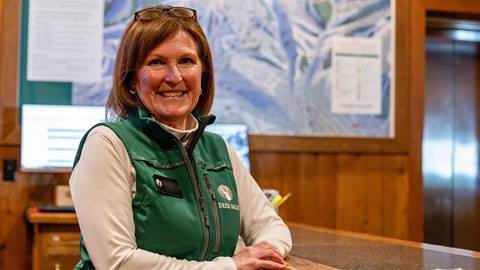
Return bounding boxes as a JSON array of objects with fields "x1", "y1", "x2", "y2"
[{"x1": 272, "y1": 193, "x2": 291, "y2": 208}]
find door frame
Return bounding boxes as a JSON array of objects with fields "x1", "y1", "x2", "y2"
[{"x1": 409, "y1": 0, "x2": 480, "y2": 242}]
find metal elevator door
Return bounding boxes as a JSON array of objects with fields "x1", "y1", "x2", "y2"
[{"x1": 423, "y1": 16, "x2": 480, "y2": 251}]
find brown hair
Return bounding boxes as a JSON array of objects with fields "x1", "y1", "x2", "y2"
[{"x1": 106, "y1": 6, "x2": 214, "y2": 118}]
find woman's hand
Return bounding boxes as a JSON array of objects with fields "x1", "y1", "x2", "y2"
[{"x1": 232, "y1": 241, "x2": 286, "y2": 270}]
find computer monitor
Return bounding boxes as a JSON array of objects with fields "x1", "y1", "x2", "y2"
[
  {"x1": 206, "y1": 123, "x2": 250, "y2": 172},
  {"x1": 21, "y1": 104, "x2": 105, "y2": 172},
  {"x1": 21, "y1": 104, "x2": 250, "y2": 172}
]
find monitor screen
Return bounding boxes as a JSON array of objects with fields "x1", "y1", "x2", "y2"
[
  {"x1": 206, "y1": 123, "x2": 250, "y2": 172},
  {"x1": 21, "y1": 104, "x2": 105, "y2": 172},
  {"x1": 21, "y1": 104, "x2": 250, "y2": 172}
]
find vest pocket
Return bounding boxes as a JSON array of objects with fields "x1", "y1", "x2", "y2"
[
  {"x1": 153, "y1": 174, "x2": 183, "y2": 198},
  {"x1": 133, "y1": 162, "x2": 205, "y2": 259}
]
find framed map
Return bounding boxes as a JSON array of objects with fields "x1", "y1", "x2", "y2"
[{"x1": 70, "y1": 0, "x2": 395, "y2": 138}]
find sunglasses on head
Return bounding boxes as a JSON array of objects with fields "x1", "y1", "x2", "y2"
[{"x1": 134, "y1": 6, "x2": 197, "y2": 23}]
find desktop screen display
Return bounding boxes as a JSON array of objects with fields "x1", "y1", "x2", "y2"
[
  {"x1": 21, "y1": 104, "x2": 250, "y2": 172},
  {"x1": 21, "y1": 104, "x2": 105, "y2": 172},
  {"x1": 205, "y1": 123, "x2": 250, "y2": 172}
]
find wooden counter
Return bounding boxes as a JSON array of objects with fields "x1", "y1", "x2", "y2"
[
  {"x1": 288, "y1": 222, "x2": 480, "y2": 270},
  {"x1": 26, "y1": 209, "x2": 480, "y2": 270}
]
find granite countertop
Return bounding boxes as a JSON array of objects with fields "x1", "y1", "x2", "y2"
[{"x1": 289, "y1": 223, "x2": 480, "y2": 270}]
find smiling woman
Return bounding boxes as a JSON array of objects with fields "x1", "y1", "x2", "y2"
[
  {"x1": 105, "y1": 5, "x2": 215, "y2": 122},
  {"x1": 134, "y1": 31, "x2": 203, "y2": 130},
  {"x1": 69, "y1": 4, "x2": 292, "y2": 270}
]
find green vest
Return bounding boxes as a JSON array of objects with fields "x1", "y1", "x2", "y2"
[{"x1": 73, "y1": 108, "x2": 240, "y2": 269}]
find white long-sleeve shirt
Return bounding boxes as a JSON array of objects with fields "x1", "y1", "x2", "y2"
[{"x1": 70, "y1": 125, "x2": 292, "y2": 270}]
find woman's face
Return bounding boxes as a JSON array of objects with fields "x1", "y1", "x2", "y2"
[{"x1": 134, "y1": 30, "x2": 203, "y2": 130}]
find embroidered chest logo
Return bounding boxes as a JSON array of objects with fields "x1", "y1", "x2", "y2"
[{"x1": 217, "y1": 185, "x2": 233, "y2": 201}]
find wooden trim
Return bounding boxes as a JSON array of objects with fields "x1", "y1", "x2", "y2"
[
  {"x1": 250, "y1": 136, "x2": 407, "y2": 154},
  {"x1": 0, "y1": 0, "x2": 20, "y2": 144},
  {"x1": 407, "y1": 0, "x2": 426, "y2": 243},
  {"x1": 0, "y1": 0, "x2": 5, "y2": 141},
  {"x1": 0, "y1": 0, "x2": 3, "y2": 75},
  {"x1": 422, "y1": 0, "x2": 480, "y2": 12},
  {"x1": 26, "y1": 208, "x2": 78, "y2": 224}
]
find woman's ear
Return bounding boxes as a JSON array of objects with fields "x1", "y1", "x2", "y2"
[{"x1": 131, "y1": 78, "x2": 138, "y2": 92}]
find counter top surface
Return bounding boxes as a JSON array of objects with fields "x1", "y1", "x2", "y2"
[
  {"x1": 289, "y1": 223, "x2": 480, "y2": 270},
  {"x1": 26, "y1": 209, "x2": 480, "y2": 269}
]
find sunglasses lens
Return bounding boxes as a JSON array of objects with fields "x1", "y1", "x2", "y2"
[
  {"x1": 169, "y1": 7, "x2": 195, "y2": 18},
  {"x1": 138, "y1": 11, "x2": 158, "y2": 21}
]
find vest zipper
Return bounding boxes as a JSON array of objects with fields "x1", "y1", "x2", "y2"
[
  {"x1": 178, "y1": 144, "x2": 210, "y2": 260},
  {"x1": 198, "y1": 196, "x2": 210, "y2": 260},
  {"x1": 204, "y1": 174, "x2": 221, "y2": 253}
]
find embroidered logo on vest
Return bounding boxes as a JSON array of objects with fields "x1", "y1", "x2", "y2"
[{"x1": 217, "y1": 185, "x2": 233, "y2": 201}]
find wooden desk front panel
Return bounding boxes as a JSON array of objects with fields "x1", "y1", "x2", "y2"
[{"x1": 34, "y1": 224, "x2": 80, "y2": 270}]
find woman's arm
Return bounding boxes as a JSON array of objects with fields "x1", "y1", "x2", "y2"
[
  {"x1": 70, "y1": 126, "x2": 236, "y2": 270},
  {"x1": 226, "y1": 143, "x2": 292, "y2": 257}
]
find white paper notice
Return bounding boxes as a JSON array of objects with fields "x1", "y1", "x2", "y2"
[
  {"x1": 331, "y1": 36, "x2": 382, "y2": 114},
  {"x1": 27, "y1": 0, "x2": 104, "y2": 82}
]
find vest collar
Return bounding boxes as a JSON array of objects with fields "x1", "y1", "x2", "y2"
[{"x1": 127, "y1": 106, "x2": 216, "y2": 154}]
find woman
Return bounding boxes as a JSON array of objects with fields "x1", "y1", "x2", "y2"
[{"x1": 70, "y1": 4, "x2": 292, "y2": 270}]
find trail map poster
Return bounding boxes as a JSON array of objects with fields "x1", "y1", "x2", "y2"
[{"x1": 71, "y1": 0, "x2": 394, "y2": 137}]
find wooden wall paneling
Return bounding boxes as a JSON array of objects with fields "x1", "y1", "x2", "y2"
[
  {"x1": 250, "y1": 152, "x2": 338, "y2": 228},
  {"x1": 250, "y1": 152, "x2": 298, "y2": 221},
  {"x1": 279, "y1": 154, "x2": 337, "y2": 228},
  {"x1": 293, "y1": 154, "x2": 337, "y2": 228},
  {"x1": 0, "y1": 146, "x2": 29, "y2": 270},
  {"x1": 382, "y1": 156, "x2": 410, "y2": 240},
  {"x1": 336, "y1": 155, "x2": 384, "y2": 235},
  {"x1": 336, "y1": 155, "x2": 410, "y2": 239},
  {"x1": 251, "y1": 152, "x2": 410, "y2": 239},
  {"x1": 0, "y1": 159, "x2": 66, "y2": 270}
]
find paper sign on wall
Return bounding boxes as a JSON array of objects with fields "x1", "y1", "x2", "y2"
[
  {"x1": 331, "y1": 36, "x2": 382, "y2": 115},
  {"x1": 27, "y1": 0, "x2": 104, "y2": 82}
]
